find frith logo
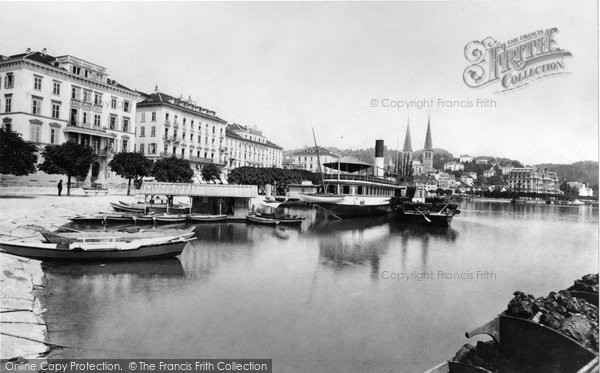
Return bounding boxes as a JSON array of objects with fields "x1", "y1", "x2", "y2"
[{"x1": 463, "y1": 28, "x2": 572, "y2": 92}]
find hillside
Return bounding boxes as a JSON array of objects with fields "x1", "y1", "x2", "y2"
[{"x1": 535, "y1": 161, "x2": 599, "y2": 185}]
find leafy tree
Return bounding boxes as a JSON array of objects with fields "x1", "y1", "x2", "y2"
[
  {"x1": 109, "y1": 152, "x2": 153, "y2": 195},
  {"x1": 228, "y1": 167, "x2": 319, "y2": 194},
  {"x1": 201, "y1": 163, "x2": 223, "y2": 183},
  {"x1": 38, "y1": 142, "x2": 95, "y2": 196},
  {"x1": 151, "y1": 156, "x2": 194, "y2": 183},
  {"x1": 0, "y1": 128, "x2": 38, "y2": 176}
]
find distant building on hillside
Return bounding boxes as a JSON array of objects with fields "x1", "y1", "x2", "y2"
[
  {"x1": 475, "y1": 158, "x2": 489, "y2": 165},
  {"x1": 459, "y1": 154, "x2": 474, "y2": 163},
  {"x1": 444, "y1": 161, "x2": 464, "y2": 172},
  {"x1": 567, "y1": 182, "x2": 594, "y2": 197},
  {"x1": 483, "y1": 168, "x2": 496, "y2": 178}
]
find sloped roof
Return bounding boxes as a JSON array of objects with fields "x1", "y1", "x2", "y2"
[
  {"x1": 138, "y1": 91, "x2": 227, "y2": 123},
  {"x1": 424, "y1": 117, "x2": 433, "y2": 150},
  {"x1": 403, "y1": 123, "x2": 412, "y2": 152}
]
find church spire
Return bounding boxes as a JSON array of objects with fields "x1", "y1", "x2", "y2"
[
  {"x1": 403, "y1": 118, "x2": 412, "y2": 152},
  {"x1": 424, "y1": 115, "x2": 433, "y2": 151}
]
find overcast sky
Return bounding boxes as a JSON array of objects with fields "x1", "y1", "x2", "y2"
[{"x1": 0, "y1": 1, "x2": 597, "y2": 165}]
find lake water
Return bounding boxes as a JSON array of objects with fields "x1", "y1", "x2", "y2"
[{"x1": 39, "y1": 202, "x2": 598, "y2": 372}]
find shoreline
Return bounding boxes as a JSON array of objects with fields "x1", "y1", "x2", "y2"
[
  {"x1": 0, "y1": 253, "x2": 48, "y2": 361},
  {"x1": 0, "y1": 194, "x2": 138, "y2": 361}
]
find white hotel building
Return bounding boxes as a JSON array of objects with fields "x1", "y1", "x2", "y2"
[
  {"x1": 0, "y1": 49, "x2": 139, "y2": 185},
  {"x1": 135, "y1": 90, "x2": 228, "y2": 174},
  {"x1": 225, "y1": 123, "x2": 282, "y2": 169}
]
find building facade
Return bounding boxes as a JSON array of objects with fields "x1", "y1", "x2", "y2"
[
  {"x1": 289, "y1": 146, "x2": 340, "y2": 173},
  {"x1": 459, "y1": 154, "x2": 474, "y2": 163},
  {"x1": 0, "y1": 49, "x2": 139, "y2": 185},
  {"x1": 135, "y1": 90, "x2": 227, "y2": 176},
  {"x1": 443, "y1": 161, "x2": 464, "y2": 172},
  {"x1": 507, "y1": 167, "x2": 559, "y2": 194},
  {"x1": 225, "y1": 123, "x2": 282, "y2": 169}
]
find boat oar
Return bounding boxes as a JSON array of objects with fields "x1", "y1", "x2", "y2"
[{"x1": 416, "y1": 208, "x2": 432, "y2": 223}]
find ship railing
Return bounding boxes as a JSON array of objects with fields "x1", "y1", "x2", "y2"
[{"x1": 322, "y1": 173, "x2": 399, "y2": 186}]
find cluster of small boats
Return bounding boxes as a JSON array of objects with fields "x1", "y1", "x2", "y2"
[{"x1": 70, "y1": 201, "x2": 228, "y2": 224}]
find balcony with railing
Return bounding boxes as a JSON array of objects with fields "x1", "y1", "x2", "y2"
[
  {"x1": 173, "y1": 136, "x2": 181, "y2": 144},
  {"x1": 64, "y1": 121, "x2": 107, "y2": 135},
  {"x1": 164, "y1": 120, "x2": 171, "y2": 127},
  {"x1": 93, "y1": 103, "x2": 103, "y2": 113},
  {"x1": 70, "y1": 99, "x2": 81, "y2": 108}
]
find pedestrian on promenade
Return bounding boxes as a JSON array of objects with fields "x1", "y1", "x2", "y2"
[{"x1": 57, "y1": 180, "x2": 63, "y2": 196}]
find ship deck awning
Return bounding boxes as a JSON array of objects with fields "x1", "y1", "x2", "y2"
[
  {"x1": 323, "y1": 157, "x2": 373, "y2": 173},
  {"x1": 137, "y1": 182, "x2": 258, "y2": 197}
]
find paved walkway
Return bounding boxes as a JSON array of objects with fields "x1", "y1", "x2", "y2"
[{"x1": 0, "y1": 253, "x2": 49, "y2": 360}]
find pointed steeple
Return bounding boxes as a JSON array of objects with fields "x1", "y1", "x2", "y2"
[
  {"x1": 424, "y1": 115, "x2": 433, "y2": 151},
  {"x1": 403, "y1": 119, "x2": 412, "y2": 152}
]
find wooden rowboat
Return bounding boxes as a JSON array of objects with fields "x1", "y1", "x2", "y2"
[
  {"x1": 188, "y1": 214, "x2": 228, "y2": 222},
  {"x1": 0, "y1": 235, "x2": 194, "y2": 261},
  {"x1": 153, "y1": 214, "x2": 188, "y2": 223},
  {"x1": 246, "y1": 212, "x2": 279, "y2": 225}
]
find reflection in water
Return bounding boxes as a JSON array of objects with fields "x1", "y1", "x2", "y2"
[
  {"x1": 40, "y1": 203, "x2": 598, "y2": 372},
  {"x1": 41, "y1": 258, "x2": 185, "y2": 279}
]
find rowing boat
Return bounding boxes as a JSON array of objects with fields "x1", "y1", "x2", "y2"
[
  {"x1": 246, "y1": 212, "x2": 279, "y2": 225},
  {"x1": 0, "y1": 235, "x2": 194, "y2": 261},
  {"x1": 188, "y1": 214, "x2": 228, "y2": 222}
]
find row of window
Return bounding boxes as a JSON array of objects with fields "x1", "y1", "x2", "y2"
[{"x1": 28, "y1": 123, "x2": 60, "y2": 144}]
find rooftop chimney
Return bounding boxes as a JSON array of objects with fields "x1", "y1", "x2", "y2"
[
  {"x1": 42, "y1": 48, "x2": 47, "y2": 56},
  {"x1": 26, "y1": 48, "x2": 31, "y2": 53}
]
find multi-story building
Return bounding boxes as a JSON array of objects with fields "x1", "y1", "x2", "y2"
[
  {"x1": 507, "y1": 167, "x2": 559, "y2": 194},
  {"x1": 483, "y1": 168, "x2": 496, "y2": 178},
  {"x1": 459, "y1": 154, "x2": 474, "y2": 163},
  {"x1": 135, "y1": 89, "x2": 227, "y2": 175},
  {"x1": 475, "y1": 158, "x2": 489, "y2": 165},
  {"x1": 460, "y1": 174, "x2": 475, "y2": 187},
  {"x1": 499, "y1": 166, "x2": 514, "y2": 175},
  {"x1": 0, "y1": 49, "x2": 139, "y2": 185},
  {"x1": 289, "y1": 146, "x2": 340, "y2": 174},
  {"x1": 444, "y1": 161, "x2": 464, "y2": 172},
  {"x1": 568, "y1": 182, "x2": 594, "y2": 197},
  {"x1": 225, "y1": 123, "x2": 282, "y2": 169}
]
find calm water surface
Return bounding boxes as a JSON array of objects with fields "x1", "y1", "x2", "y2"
[{"x1": 40, "y1": 202, "x2": 598, "y2": 372}]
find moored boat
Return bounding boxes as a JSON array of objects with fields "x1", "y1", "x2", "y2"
[
  {"x1": 153, "y1": 214, "x2": 188, "y2": 223},
  {"x1": 188, "y1": 214, "x2": 228, "y2": 222},
  {"x1": 0, "y1": 235, "x2": 194, "y2": 261},
  {"x1": 33, "y1": 226, "x2": 195, "y2": 244},
  {"x1": 246, "y1": 212, "x2": 279, "y2": 225},
  {"x1": 253, "y1": 211, "x2": 304, "y2": 225},
  {"x1": 392, "y1": 192, "x2": 460, "y2": 227}
]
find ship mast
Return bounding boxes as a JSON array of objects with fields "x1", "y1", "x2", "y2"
[{"x1": 312, "y1": 128, "x2": 327, "y2": 194}]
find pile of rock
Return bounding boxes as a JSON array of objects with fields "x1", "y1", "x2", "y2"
[
  {"x1": 568, "y1": 274, "x2": 599, "y2": 293},
  {"x1": 451, "y1": 341, "x2": 508, "y2": 372},
  {"x1": 450, "y1": 273, "x2": 599, "y2": 371},
  {"x1": 505, "y1": 290, "x2": 598, "y2": 351}
]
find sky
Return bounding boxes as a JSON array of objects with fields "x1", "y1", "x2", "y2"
[{"x1": 0, "y1": 1, "x2": 597, "y2": 165}]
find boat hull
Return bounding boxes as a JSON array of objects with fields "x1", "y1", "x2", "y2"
[
  {"x1": 395, "y1": 211, "x2": 454, "y2": 226},
  {"x1": 188, "y1": 214, "x2": 228, "y2": 222},
  {"x1": 0, "y1": 240, "x2": 187, "y2": 261},
  {"x1": 246, "y1": 215, "x2": 279, "y2": 225},
  {"x1": 315, "y1": 202, "x2": 391, "y2": 218}
]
